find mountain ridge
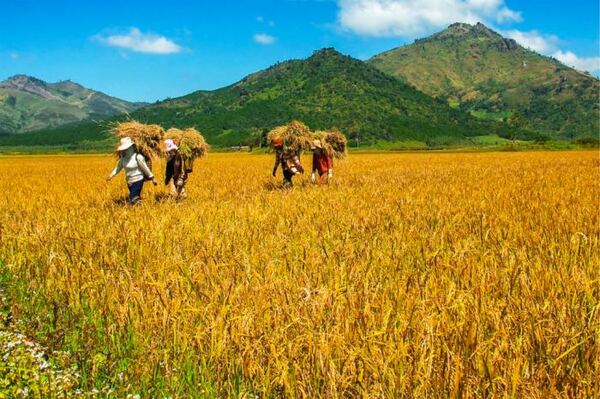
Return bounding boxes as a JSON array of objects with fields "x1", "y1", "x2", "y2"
[
  {"x1": 368, "y1": 22, "x2": 599, "y2": 138},
  {"x1": 0, "y1": 75, "x2": 145, "y2": 133},
  {"x1": 133, "y1": 47, "x2": 498, "y2": 146}
]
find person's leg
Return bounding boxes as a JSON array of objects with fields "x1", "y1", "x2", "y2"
[
  {"x1": 168, "y1": 181, "x2": 178, "y2": 196},
  {"x1": 177, "y1": 179, "x2": 188, "y2": 198},
  {"x1": 283, "y1": 170, "x2": 293, "y2": 187},
  {"x1": 318, "y1": 171, "x2": 328, "y2": 185},
  {"x1": 128, "y1": 180, "x2": 144, "y2": 204}
]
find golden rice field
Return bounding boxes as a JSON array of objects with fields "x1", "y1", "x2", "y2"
[{"x1": 0, "y1": 151, "x2": 598, "y2": 398}]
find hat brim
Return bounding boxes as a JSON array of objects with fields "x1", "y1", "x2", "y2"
[{"x1": 117, "y1": 142, "x2": 134, "y2": 151}]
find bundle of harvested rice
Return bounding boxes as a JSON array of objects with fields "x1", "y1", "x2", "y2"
[
  {"x1": 164, "y1": 127, "x2": 209, "y2": 160},
  {"x1": 267, "y1": 120, "x2": 313, "y2": 152},
  {"x1": 111, "y1": 120, "x2": 165, "y2": 160},
  {"x1": 313, "y1": 129, "x2": 348, "y2": 159},
  {"x1": 323, "y1": 129, "x2": 348, "y2": 159},
  {"x1": 312, "y1": 130, "x2": 333, "y2": 155}
]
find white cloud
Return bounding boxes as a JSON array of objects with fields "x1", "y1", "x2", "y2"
[
  {"x1": 336, "y1": 1, "x2": 598, "y2": 74},
  {"x1": 254, "y1": 33, "x2": 276, "y2": 45},
  {"x1": 503, "y1": 30, "x2": 599, "y2": 72},
  {"x1": 553, "y1": 51, "x2": 600, "y2": 72},
  {"x1": 503, "y1": 30, "x2": 559, "y2": 53},
  {"x1": 337, "y1": 0, "x2": 522, "y2": 37},
  {"x1": 96, "y1": 28, "x2": 182, "y2": 55}
]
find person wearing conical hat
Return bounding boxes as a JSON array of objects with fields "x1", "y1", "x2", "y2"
[
  {"x1": 164, "y1": 139, "x2": 191, "y2": 198},
  {"x1": 311, "y1": 139, "x2": 333, "y2": 185},
  {"x1": 107, "y1": 137, "x2": 157, "y2": 204}
]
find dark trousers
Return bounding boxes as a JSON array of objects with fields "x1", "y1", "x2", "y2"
[
  {"x1": 127, "y1": 180, "x2": 144, "y2": 203},
  {"x1": 283, "y1": 170, "x2": 294, "y2": 186}
]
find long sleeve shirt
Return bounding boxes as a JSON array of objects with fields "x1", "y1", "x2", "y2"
[
  {"x1": 272, "y1": 149, "x2": 283, "y2": 174},
  {"x1": 110, "y1": 151, "x2": 154, "y2": 185},
  {"x1": 273, "y1": 148, "x2": 304, "y2": 175},
  {"x1": 312, "y1": 148, "x2": 333, "y2": 175},
  {"x1": 165, "y1": 153, "x2": 190, "y2": 185}
]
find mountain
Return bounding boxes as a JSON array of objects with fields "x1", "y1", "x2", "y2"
[
  {"x1": 0, "y1": 75, "x2": 145, "y2": 133},
  {"x1": 368, "y1": 23, "x2": 599, "y2": 139},
  {"x1": 133, "y1": 48, "x2": 497, "y2": 146}
]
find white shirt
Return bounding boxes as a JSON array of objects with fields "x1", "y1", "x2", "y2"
[{"x1": 110, "y1": 150, "x2": 154, "y2": 185}]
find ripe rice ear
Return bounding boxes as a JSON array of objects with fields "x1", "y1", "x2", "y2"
[
  {"x1": 164, "y1": 128, "x2": 184, "y2": 145},
  {"x1": 180, "y1": 128, "x2": 209, "y2": 159},
  {"x1": 267, "y1": 121, "x2": 313, "y2": 153},
  {"x1": 324, "y1": 129, "x2": 348, "y2": 159},
  {"x1": 111, "y1": 120, "x2": 165, "y2": 160},
  {"x1": 314, "y1": 129, "x2": 348, "y2": 159},
  {"x1": 164, "y1": 127, "x2": 209, "y2": 160},
  {"x1": 313, "y1": 131, "x2": 335, "y2": 158}
]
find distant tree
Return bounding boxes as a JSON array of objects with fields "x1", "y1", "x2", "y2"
[
  {"x1": 508, "y1": 112, "x2": 526, "y2": 143},
  {"x1": 533, "y1": 133, "x2": 550, "y2": 145},
  {"x1": 5, "y1": 95, "x2": 16, "y2": 107}
]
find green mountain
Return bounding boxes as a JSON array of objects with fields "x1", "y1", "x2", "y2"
[
  {"x1": 369, "y1": 23, "x2": 599, "y2": 139},
  {"x1": 0, "y1": 75, "x2": 145, "y2": 133},
  {"x1": 133, "y1": 48, "x2": 497, "y2": 146},
  {"x1": 0, "y1": 48, "x2": 508, "y2": 150}
]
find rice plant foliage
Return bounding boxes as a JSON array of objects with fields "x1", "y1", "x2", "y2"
[{"x1": 0, "y1": 152, "x2": 598, "y2": 398}]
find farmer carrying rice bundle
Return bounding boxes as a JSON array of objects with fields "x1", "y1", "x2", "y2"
[
  {"x1": 311, "y1": 130, "x2": 348, "y2": 184},
  {"x1": 163, "y1": 127, "x2": 209, "y2": 198},
  {"x1": 107, "y1": 121, "x2": 164, "y2": 204},
  {"x1": 310, "y1": 137, "x2": 333, "y2": 184},
  {"x1": 107, "y1": 137, "x2": 158, "y2": 204},
  {"x1": 268, "y1": 121, "x2": 312, "y2": 187},
  {"x1": 110, "y1": 120, "x2": 165, "y2": 170}
]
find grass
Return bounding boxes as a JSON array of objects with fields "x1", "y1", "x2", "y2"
[
  {"x1": 469, "y1": 110, "x2": 512, "y2": 121},
  {"x1": 0, "y1": 152, "x2": 598, "y2": 397}
]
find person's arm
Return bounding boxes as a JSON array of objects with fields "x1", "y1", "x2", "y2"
[
  {"x1": 176, "y1": 155, "x2": 186, "y2": 187},
  {"x1": 136, "y1": 154, "x2": 157, "y2": 185},
  {"x1": 165, "y1": 158, "x2": 174, "y2": 185},
  {"x1": 272, "y1": 152, "x2": 281, "y2": 176},
  {"x1": 185, "y1": 158, "x2": 194, "y2": 174},
  {"x1": 107, "y1": 159, "x2": 122, "y2": 180},
  {"x1": 311, "y1": 153, "x2": 318, "y2": 182},
  {"x1": 294, "y1": 156, "x2": 304, "y2": 174},
  {"x1": 327, "y1": 156, "x2": 333, "y2": 178}
]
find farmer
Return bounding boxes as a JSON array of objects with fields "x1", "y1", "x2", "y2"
[
  {"x1": 272, "y1": 138, "x2": 304, "y2": 187},
  {"x1": 164, "y1": 139, "x2": 191, "y2": 198},
  {"x1": 107, "y1": 137, "x2": 157, "y2": 204},
  {"x1": 311, "y1": 139, "x2": 333, "y2": 184}
]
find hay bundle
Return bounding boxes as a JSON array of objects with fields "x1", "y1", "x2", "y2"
[
  {"x1": 112, "y1": 120, "x2": 165, "y2": 160},
  {"x1": 164, "y1": 127, "x2": 209, "y2": 160},
  {"x1": 324, "y1": 129, "x2": 348, "y2": 159},
  {"x1": 314, "y1": 129, "x2": 348, "y2": 159},
  {"x1": 267, "y1": 120, "x2": 313, "y2": 152}
]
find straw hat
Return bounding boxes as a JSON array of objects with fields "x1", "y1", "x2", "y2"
[
  {"x1": 312, "y1": 139, "x2": 322, "y2": 149},
  {"x1": 164, "y1": 139, "x2": 178, "y2": 152},
  {"x1": 117, "y1": 137, "x2": 135, "y2": 151}
]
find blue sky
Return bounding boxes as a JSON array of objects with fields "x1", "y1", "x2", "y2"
[{"x1": 1, "y1": 0, "x2": 598, "y2": 102}]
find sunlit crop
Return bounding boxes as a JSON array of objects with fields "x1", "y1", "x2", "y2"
[{"x1": 0, "y1": 151, "x2": 598, "y2": 398}]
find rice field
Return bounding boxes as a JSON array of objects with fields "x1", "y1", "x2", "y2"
[{"x1": 0, "y1": 151, "x2": 598, "y2": 398}]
